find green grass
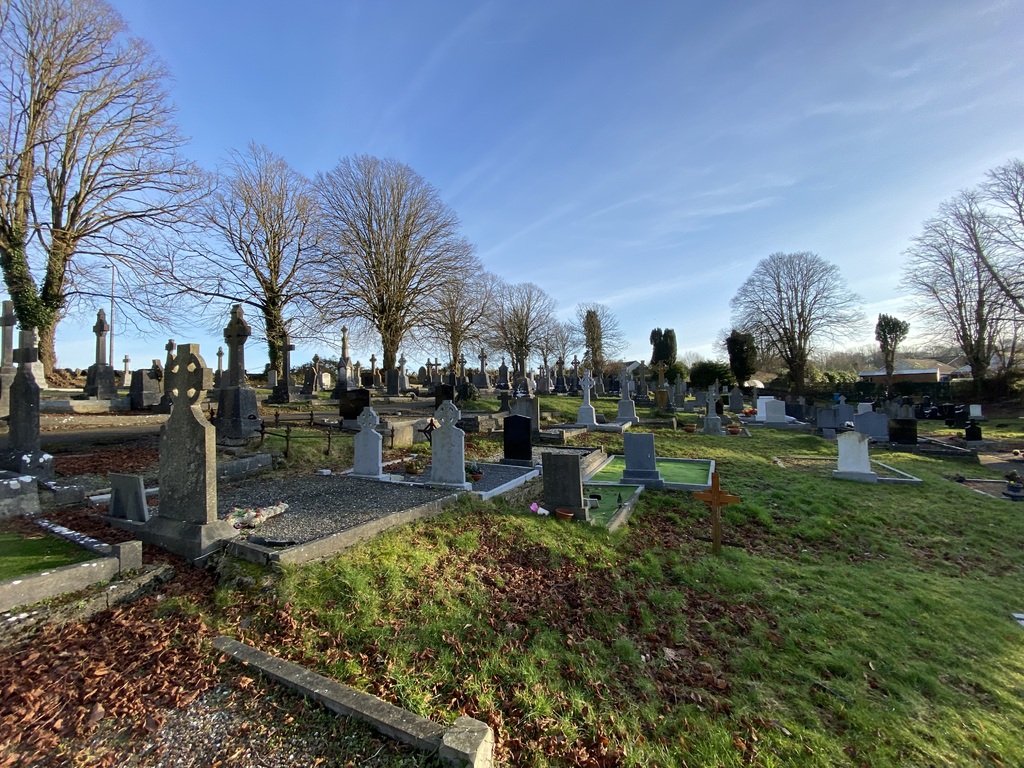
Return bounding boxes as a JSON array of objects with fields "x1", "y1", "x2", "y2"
[
  {"x1": 215, "y1": 425, "x2": 1024, "y2": 767},
  {"x1": 0, "y1": 524, "x2": 98, "y2": 580},
  {"x1": 588, "y1": 455, "x2": 712, "y2": 484}
]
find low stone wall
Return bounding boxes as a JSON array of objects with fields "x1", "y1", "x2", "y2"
[{"x1": 0, "y1": 540, "x2": 142, "y2": 613}]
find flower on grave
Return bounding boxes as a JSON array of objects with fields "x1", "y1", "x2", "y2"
[
  {"x1": 1006, "y1": 470, "x2": 1022, "y2": 485},
  {"x1": 530, "y1": 502, "x2": 550, "y2": 516},
  {"x1": 229, "y1": 502, "x2": 289, "y2": 529},
  {"x1": 465, "y1": 461, "x2": 481, "y2": 474}
]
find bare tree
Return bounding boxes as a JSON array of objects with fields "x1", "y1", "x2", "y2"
[
  {"x1": 902, "y1": 192, "x2": 1016, "y2": 389},
  {"x1": 548, "y1": 320, "x2": 581, "y2": 368},
  {"x1": 730, "y1": 251, "x2": 862, "y2": 395},
  {"x1": 314, "y1": 154, "x2": 473, "y2": 371},
  {"x1": 418, "y1": 266, "x2": 502, "y2": 368},
  {"x1": 144, "y1": 142, "x2": 324, "y2": 374},
  {"x1": 0, "y1": 0, "x2": 203, "y2": 371},
  {"x1": 981, "y1": 158, "x2": 1024, "y2": 315},
  {"x1": 489, "y1": 281, "x2": 557, "y2": 378}
]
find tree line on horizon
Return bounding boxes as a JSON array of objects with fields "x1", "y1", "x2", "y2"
[{"x1": 1, "y1": 0, "x2": 1021, "y2": 397}]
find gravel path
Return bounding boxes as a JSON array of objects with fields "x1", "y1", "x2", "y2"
[{"x1": 217, "y1": 474, "x2": 455, "y2": 545}]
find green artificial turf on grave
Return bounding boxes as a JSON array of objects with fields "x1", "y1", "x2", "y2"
[
  {"x1": 0, "y1": 525, "x2": 98, "y2": 581},
  {"x1": 583, "y1": 484, "x2": 640, "y2": 526},
  {"x1": 588, "y1": 455, "x2": 711, "y2": 485}
]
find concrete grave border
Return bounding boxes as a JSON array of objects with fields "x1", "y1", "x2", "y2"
[
  {"x1": 586, "y1": 455, "x2": 716, "y2": 491},
  {"x1": 773, "y1": 456, "x2": 922, "y2": 485},
  {"x1": 214, "y1": 636, "x2": 494, "y2": 767}
]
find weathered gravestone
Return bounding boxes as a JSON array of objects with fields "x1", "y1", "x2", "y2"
[
  {"x1": 148, "y1": 344, "x2": 236, "y2": 560},
  {"x1": 833, "y1": 431, "x2": 877, "y2": 483},
  {"x1": 836, "y1": 395, "x2": 855, "y2": 424},
  {"x1": 429, "y1": 401, "x2": 469, "y2": 488},
  {"x1": 510, "y1": 393, "x2": 541, "y2": 432},
  {"x1": 621, "y1": 432, "x2": 664, "y2": 488},
  {"x1": 351, "y1": 406, "x2": 385, "y2": 479},
  {"x1": 268, "y1": 333, "x2": 298, "y2": 404},
  {"x1": 109, "y1": 473, "x2": 150, "y2": 522},
  {"x1": 213, "y1": 304, "x2": 261, "y2": 443},
  {"x1": 542, "y1": 452, "x2": 586, "y2": 520},
  {"x1": 83, "y1": 309, "x2": 118, "y2": 399},
  {"x1": 0, "y1": 329, "x2": 53, "y2": 480},
  {"x1": 0, "y1": 301, "x2": 17, "y2": 420},
  {"x1": 502, "y1": 414, "x2": 533, "y2": 466},
  {"x1": 729, "y1": 386, "x2": 744, "y2": 413},
  {"x1": 129, "y1": 363, "x2": 163, "y2": 410},
  {"x1": 615, "y1": 363, "x2": 638, "y2": 424}
]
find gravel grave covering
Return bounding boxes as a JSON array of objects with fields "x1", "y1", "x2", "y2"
[{"x1": 216, "y1": 474, "x2": 455, "y2": 545}]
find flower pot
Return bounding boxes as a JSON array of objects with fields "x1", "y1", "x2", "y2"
[
  {"x1": 683, "y1": 424, "x2": 697, "y2": 433},
  {"x1": 470, "y1": 473, "x2": 483, "y2": 482},
  {"x1": 406, "y1": 468, "x2": 423, "y2": 475},
  {"x1": 726, "y1": 425, "x2": 741, "y2": 435},
  {"x1": 1008, "y1": 482, "x2": 1023, "y2": 494},
  {"x1": 555, "y1": 507, "x2": 575, "y2": 521}
]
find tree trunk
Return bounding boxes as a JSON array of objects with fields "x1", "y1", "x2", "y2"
[
  {"x1": 38, "y1": 322, "x2": 58, "y2": 377},
  {"x1": 263, "y1": 309, "x2": 287, "y2": 375}
]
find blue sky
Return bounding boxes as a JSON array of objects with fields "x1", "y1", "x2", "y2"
[{"x1": 54, "y1": 0, "x2": 1024, "y2": 373}]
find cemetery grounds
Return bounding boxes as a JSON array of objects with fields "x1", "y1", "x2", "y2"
[{"x1": 0, "y1": 398, "x2": 1023, "y2": 767}]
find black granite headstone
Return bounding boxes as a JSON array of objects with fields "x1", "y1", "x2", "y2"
[
  {"x1": 339, "y1": 388, "x2": 371, "y2": 419},
  {"x1": 965, "y1": 419, "x2": 982, "y2": 441},
  {"x1": 503, "y1": 414, "x2": 532, "y2": 465},
  {"x1": 434, "y1": 384, "x2": 455, "y2": 409},
  {"x1": 888, "y1": 418, "x2": 918, "y2": 446}
]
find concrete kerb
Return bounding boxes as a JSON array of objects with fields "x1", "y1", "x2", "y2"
[
  {"x1": 604, "y1": 484, "x2": 644, "y2": 533},
  {"x1": 228, "y1": 494, "x2": 460, "y2": 567},
  {"x1": 213, "y1": 637, "x2": 494, "y2": 767}
]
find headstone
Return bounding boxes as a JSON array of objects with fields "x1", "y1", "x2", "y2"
[
  {"x1": 728, "y1": 386, "x2": 744, "y2": 413},
  {"x1": 351, "y1": 406, "x2": 385, "y2": 479},
  {"x1": 149, "y1": 343, "x2": 236, "y2": 560},
  {"x1": 474, "y1": 350, "x2": 491, "y2": 389},
  {"x1": 621, "y1": 433, "x2": 664, "y2": 488},
  {"x1": 695, "y1": 391, "x2": 708, "y2": 411},
  {"x1": 386, "y1": 368, "x2": 399, "y2": 396},
  {"x1": 496, "y1": 358, "x2": 510, "y2": 390},
  {"x1": 833, "y1": 431, "x2": 878, "y2": 482},
  {"x1": 398, "y1": 354, "x2": 409, "y2": 391},
  {"x1": 763, "y1": 399, "x2": 787, "y2": 424},
  {"x1": 129, "y1": 367, "x2": 162, "y2": 409},
  {"x1": 969, "y1": 404, "x2": 983, "y2": 420},
  {"x1": 510, "y1": 394, "x2": 540, "y2": 432},
  {"x1": 109, "y1": 473, "x2": 149, "y2": 522},
  {"x1": 338, "y1": 388, "x2": 371, "y2": 420},
  {"x1": 553, "y1": 358, "x2": 567, "y2": 394},
  {"x1": 0, "y1": 301, "x2": 18, "y2": 420},
  {"x1": 321, "y1": 371, "x2": 333, "y2": 390},
  {"x1": 83, "y1": 309, "x2": 117, "y2": 398},
  {"x1": 302, "y1": 367, "x2": 316, "y2": 395},
  {"x1": 888, "y1": 418, "x2": 918, "y2": 445},
  {"x1": 371, "y1": 355, "x2": 382, "y2": 388},
  {"x1": 535, "y1": 365, "x2": 550, "y2": 394},
  {"x1": 503, "y1": 414, "x2": 533, "y2": 465},
  {"x1": 635, "y1": 363, "x2": 649, "y2": 399},
  {"x1": 268, "y1": 333, "x2": 296, "y2": 403},
  {"x1": 267, "y1": 369, "x2": 278, "y2": 388},
  {"x1": 542, "y1": 452, "x2": 586, "y2": 520},
  {"x1": 213, "y1": 304, "x2": 261, "y2": 443},
  {"x1": 703, "y1": 412, "x2": 723, "y2": 436},
  {"x1": 965, "y1": 419, "x2": 983, "y2": 442},
  {"x1": 430, "y1": 401, "x2": 469, "y2": 488},
  {"x1": 616, "y1": 363, "x2": 638, "y2": 424},
  {"x1": 593, "y1": 367, "x2": 605, "y2": 397},
  {"x1": 755, "y1": 395, "x2": 774, "y2": 422},
  {"x1": 857, "y1": 402, "x2": 873, "y2": 415},
  {"x1": 122, "y1": 355, "x2": 131, "y2": 382},
  {"x1": 854, "y1": 411, "x2": 889, "y2": 441},
  {"x1": 0, "y1": 330, "x2": 53, "y2": 479},
  {"x1": 836, "y1": 395, "x2": 854, "y2": 424},
  {"x1": 818, "y1": 408, "x2": 838, "y2": 430},
  {"x1": 214, "y1": 346, "x2": 224, "y2": 388},
  {"x1": 575, "y1": 369, "x2": 597, "y2": 427},
  {"x1": 333, "y1": 325, "x2": 353, "y2": 395},
  {"x1": 155, "y1": 339, "x2": 176, "y2": 412},
  {"x1": 435, "y1": 383, "x2": 455, "y2": 409}
]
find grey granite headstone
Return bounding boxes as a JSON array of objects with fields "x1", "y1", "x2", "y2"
[
  {"x1": 109, "y1": 473, "x2": 150, "y2": 522},
  {"x1": 129, "y1": 366, "x2": 163, "y2": 409},
  {"x1": 854, "y1": 411, "x2": 889, "y2": 441},
  {"x1": 728, "y1": 386, "x2": 744, "y2": 413},
  {"x1": 430, "y1": 401, "x2": 469, "y2": 488},
  {"x1": 621, "y1": 433, "x2": 664, "y2": 488}
]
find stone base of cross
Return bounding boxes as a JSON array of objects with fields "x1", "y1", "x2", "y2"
[{"x1": 693, "y1": 470, "x2": 740, "y2": 555}]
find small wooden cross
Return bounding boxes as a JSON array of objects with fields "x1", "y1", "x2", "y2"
[{"x1": 693, "y1": 470, "x2": 741, "y2": 555}]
